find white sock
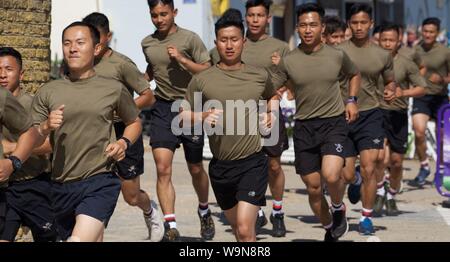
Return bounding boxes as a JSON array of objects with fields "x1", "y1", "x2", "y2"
[
  {"x1": 198, "y1": 202, "x2": 209, "y2": 217},
  {"x1": 272, "y1": 200, "x2": 283, "y2": 215},
  {"x1": 164, "y1": 214, "x2": 177, "y2": 229},
  {"x1": 387, "y1": 189, "x2": 397, "y2": 200},
  {"x1": 258, "y1": 209, "x2": 264, "y2": 217},
  {"x1": 377, "y1": 184, "x2": 386, "y2": 197}
]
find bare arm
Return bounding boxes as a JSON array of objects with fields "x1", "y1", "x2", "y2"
[
  {"x1": 135, "y1": 89, "x2": 156, "y2": 109},
  {"x1": 167, "y1": 45, "x2": 211, "y2": 74},
  {"x1": 105, "y1": 117, "x2": 142, "y2": 162}
]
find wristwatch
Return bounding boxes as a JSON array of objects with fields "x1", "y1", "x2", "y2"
[
  {"x1": 347, "y1": 96, "x2": 358, "y2": 104},
  {"x1": 120, "y1": 137, "x2": 132, "y2": 150},
  {"x1": 7, "y1": 156, "x2": 23, "y2": 173}
]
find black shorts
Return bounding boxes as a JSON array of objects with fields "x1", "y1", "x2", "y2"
[
  {"x1": 209, "y1": 151, "x2": 268, "y2": 211},
  {"x1": 114, "y1": 122, "x2": 144, "y2": 180},
  {"x1": 1, "y1": 174, "x2": 57, "y2": 242},
  {"x1": 382, "y1": 109, "x2": 408, "y2": 154},
  {"x1": 293, "y1": 115, "x2": 348, "y2": 176},
  {"x1": 51, "y1": 173, "x2": 121, "y2": 240},
  {"x1": 412, "y1": 95, "x2": 449, "y2": 120},
  {"x1": 345, "y1": 108, "x2": 386, "y2": 158},
  {"x1": 149, "y1": 98, "x2": 203, "y2": 164},
  {"x1": 0, "y1": 188, "x2": 6, "y2": 235},
  {"x1": 262, "y1": 112, "x2": 290, "y2": 158}
]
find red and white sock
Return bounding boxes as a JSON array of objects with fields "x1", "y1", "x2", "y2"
[
  {"x1": 421, "y1": 160, "x2": 430, "y2": 171},
  {"x1": 360, "y1": 208, "x2": 373, "y2": 222},
  {"x1": 272, "y1": 200, "x2": 283, "y2": 216},
  {"x1": 164, "y1": 214, "x2": 177, "y2": 229}
]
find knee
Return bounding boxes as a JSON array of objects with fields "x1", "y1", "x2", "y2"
[
  {"x1": 236, "y1": 223, "x2": 254, "y2": 242},
  {"x1": 306, "y1": 184, "x2": 322, "y2": 197},
  {"x1": 414, "y1": 130, "x2": 426, "y2": 140},
  {"x1": 156, "y1": 163, "x2": 171, "y2": 177},
  {"x1": 323, "y1": 174, "x2": 340, "y2": 185},
  {"x1": 360, "y1": 164, "x2": 375, "y2": 177},
  {"x1": 123, "y1": 192, "x2": 140, "y2": 207},
  {"x1": 188, "y1": 164, "x2": 205, "y2": 177},
  {"x1": 268, "y1": 160, "x2": 282, "y2": 175},
  {"x1": 390, "y1": 158, "x2": 403, "y2": 170}
]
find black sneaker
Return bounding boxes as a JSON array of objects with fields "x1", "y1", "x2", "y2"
[
  {"x1": 331, "y1": 205, "x2": 348, "y2": 239},
  {"x1": 347, "y1": 166, "x2": 362, "y2": 204},
  {"x1": 385, "y1": 199, "x2": 400, "y2": 216},
  {"x1": 373, "y1": 194, "x2": 386, "y2": 216},
  {"x1": 199, "y1": 210, "x2": 215, "y2": 240},
  {"x1": 270, "y1": 213, "x2": 286, "y2": 238},
  {"x1": 324, "y1": 229, "x2": 338, "y2": 242},
  {"x1": 255, "y1": 210, "x2": 268, "y2": 233},
  {"x1": 162, "y1": 222, "x2": 180, "y2": 242}
]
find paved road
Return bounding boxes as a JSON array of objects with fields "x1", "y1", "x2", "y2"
[{"x1": 105, "y1": 140, "x2": 450, "y2": 242}]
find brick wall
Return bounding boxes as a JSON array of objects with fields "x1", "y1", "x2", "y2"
[{"x1": 0, "y1": 0, "x2": 51, "y2": 93}]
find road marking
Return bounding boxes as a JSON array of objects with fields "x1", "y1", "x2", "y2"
[{"x1": 437, "y1": 207, "x2": 450, "y2": 226}]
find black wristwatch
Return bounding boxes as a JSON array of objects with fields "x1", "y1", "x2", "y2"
[
  {"x1": 347, "y1": 96, "x2": 358, "y2": 104},
  {"x1": 120, "y1": 137, "x2": 132, "y2": 150},
  {"x1": 7, "y1": 156, "x2": 23, "y2": 173}
]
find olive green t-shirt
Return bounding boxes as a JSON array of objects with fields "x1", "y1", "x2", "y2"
[
  {"x1": 186, "y1": 64, "x2": 275, "y2": 161},
  {"x1": 142, "y1": 26, "x2": 210, "y2": 101},
  {"x1": 377, "y1": 54, "x2": 428, "y2": 111},
  {"x1": 415, "y1": 43, "x2": 450, "y2": 95},
  {"x1": 3, "y1": 92, "x2": 50, "y2": 182},
  {"x1": 273, "y1": 44, "x2": 359, "y2": 120},
  {"x1": 398, "y1": 45, "x2": 423, "y2": 67},
  {"x1": 0, "y1": 88, "x2": 32, "y2": 187},
  {"x1": 94, "y1": 49, "x2": 150, "y2": 96},
  {"x1": 32, "y1": 75, "x2": 139, "y2": 183},
  {"x1": 337, "y1": 40, "x2": 395, "y2": 111}
]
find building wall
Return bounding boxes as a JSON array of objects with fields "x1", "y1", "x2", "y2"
[
  {"x1": 404, "y1": 0, "x2": 450, "y2": 30},
  {"x1": 0, "y1": 0, "x2": 52, "y2": 93}
]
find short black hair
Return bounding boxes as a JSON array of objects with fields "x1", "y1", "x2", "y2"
[
  {"x1": 423, "y1": 17, "x2": 441, "y2": 31},
  {"x1": 82, "y1": 12, "x2": 110, "y2": 34},
  {"x1": 296, "y1": 3, "x2": 325, "y2": 22},
  {"x1": 373, "y1": 25, "x2": 382, "y2": 35},
  {"x1": 62, "y1": 21, "x2": 101, "y2": 46},
  {"x1": 215, "y1": 8, "x2": 245, "y2": 37},
  {"x1": 347, "y1": 3, "x2": 372, "y2": 21},
  {"x1": 245, "y1": 0, "x2": 273, "y2": 14},
  {"x1": 379, "y1": 22, "x2": 400, "y2": 36},
  {"x1": 0, "y1": 47, "x2": 23, "y2": 69},
  {"x1": 147, "y1": 0, "x2": 174, "y2": 10},
  {"x1": 324, "y1": 16, "x2": 347, "y2": 36}
]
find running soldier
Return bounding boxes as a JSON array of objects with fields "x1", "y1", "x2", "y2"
[
  {"x1": 373, "y1": 23, "x2": 426, "y2": 216},
  {"x1": 272, "y1": 3, "x2": 361, "y2": 241},
  {"x1": 410, "y1": 17, "x2": 450, "y2": 187},
  {"x1": 142, "y1": 0, "x2": 214, "y2": 241},
  {"x1": 82, "y1": 12, "x2": 164, "y2": 242},
  {"x1": 336, "y1": 3, "x2": 396, "y2": 235},
  {"x1": 182, "y1": 9, "x2": 278, "y2": 242},
  {"x1": 0, "y1": 47, "x2": 57, "y2": 242},
  {"x1": 32, "y1": 22, "x2": 142, "y2": 242}
]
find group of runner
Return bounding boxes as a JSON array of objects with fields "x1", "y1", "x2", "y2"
[{"x1": 0, "y1": 0, "x2": 448, "y2": 242}]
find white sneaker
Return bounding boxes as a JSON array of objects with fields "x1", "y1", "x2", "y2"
[{"x1": 143, "y1": 200, "x2": 164, "y2": 242}]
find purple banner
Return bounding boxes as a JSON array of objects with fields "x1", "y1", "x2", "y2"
[{"x1": 445, "y1": 109, "x2": 450, "y2": 176}]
